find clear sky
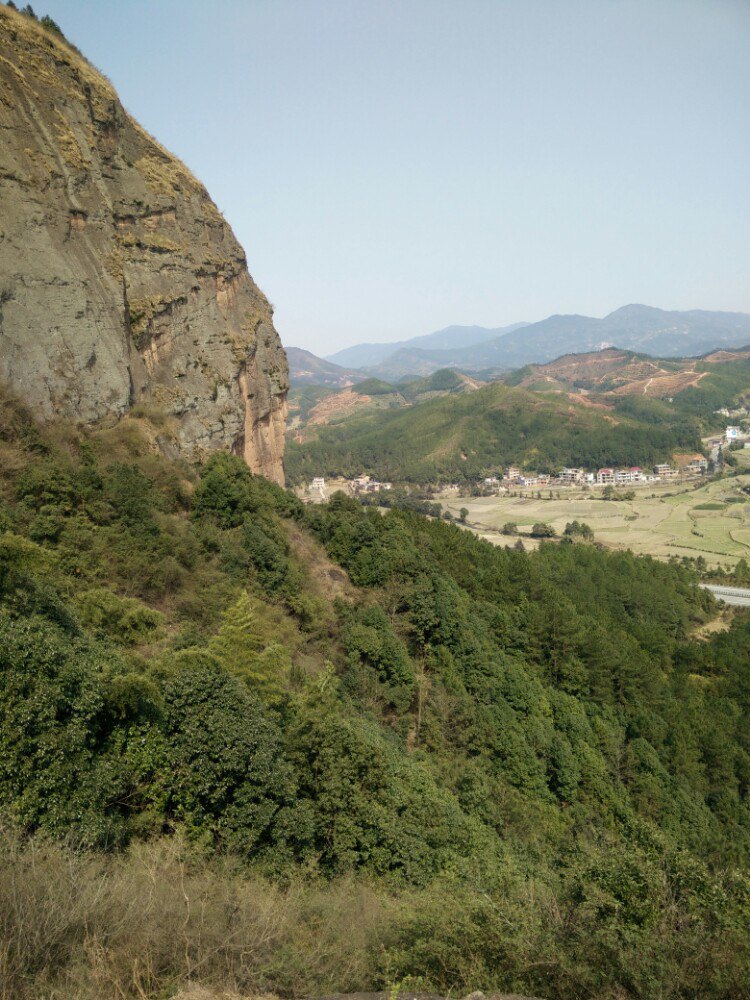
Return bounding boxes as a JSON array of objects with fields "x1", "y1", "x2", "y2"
[{"x1": 36, "y1": 0, "x2": 750, "y2": 354}]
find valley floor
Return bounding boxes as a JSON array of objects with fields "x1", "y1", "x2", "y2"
[{"x1": 440, "y1": 473, "x2": 750, "y2": 568}]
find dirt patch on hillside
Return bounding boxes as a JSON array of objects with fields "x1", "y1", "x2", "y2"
[
  {"x1": 691, "y1": 609, "x2": 733, "y2": 640},
  {"x1": 704, "y1": 347, "x2": 750, "y2": 363},
  {"x1": 305, "y1": 390, "x2": 373, "y2": 431},
  {"x1": 287, "y1": 525, "x2": 359, "y2": 603},
  {"x1": 612, "y1": 368, "x2": 706, "y2": 397},
  {"x1": 566, "y1": 392, "x2": 612, "y2": 411}
]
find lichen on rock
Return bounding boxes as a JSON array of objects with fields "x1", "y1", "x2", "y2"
[{"x1": 0, "y1": 5, "x2": 288, "y2": 484}]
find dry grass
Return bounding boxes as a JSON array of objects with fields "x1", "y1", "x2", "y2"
[
  {"x1": 136, "y1": 152, "x2": 200, "y2": 200},
  {"x1": 440, "y1": 474, "x2": 750, "y2": 568},
  {"x1": 287, "y1": 525, "x2": 358, "y2": 604},
  {"x1": 0, "y1": 828, "x2": 396, "y2": 1000}
]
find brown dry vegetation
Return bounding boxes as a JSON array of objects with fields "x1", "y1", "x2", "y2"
[
  {"x1": 516, "y1": 347, "x2": 750, "y2": 399},
  {"x1": 0, "y1": 829, "x2": 395, "y2": 1000},
  {"x1": 305, "y1": 390, "x2": 377, "y2": 432}
]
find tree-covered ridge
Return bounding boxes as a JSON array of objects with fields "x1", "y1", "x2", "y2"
[
  {"x1": 674, "y1": 356, "x2": 750, "y2": 420},
  {"x1": 1, "y1": 391, "x2": 749, "y2": 997},
  {"x1": 286, "y1": 381, "x2": 703, "y2": 482}
]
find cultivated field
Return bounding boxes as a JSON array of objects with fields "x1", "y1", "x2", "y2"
[{"x1": 440, "y1": 475, "x2": 750, "y2": 567}]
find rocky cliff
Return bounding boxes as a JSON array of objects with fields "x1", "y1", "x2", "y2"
[{"x1": 0, "y1": 5, "x2": 288, "y2": 483}]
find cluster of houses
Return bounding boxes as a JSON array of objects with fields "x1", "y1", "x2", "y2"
[
  {"x1": 477, "y1": 459, "x2": 708, "y2": 492},
  {"x1": 306, "y1": 455, "x2": 711, "y2": 504},
  {"x1": 348, "y1": 474, "x2": 393, "y2": 494},
  {"x1": 304, "y1": 475, "x2": 393, "y2": 503}
]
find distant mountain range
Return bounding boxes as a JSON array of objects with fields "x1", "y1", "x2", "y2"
[
  {"x1": 285, "y1": 347, "x2": 366, "y2": 388},
  {"x1": 325, "y1": 323, "x2": 529, "y2": 369},
  {"x1": 289, "y1": 306, "x2": 750, "y2": 385},
  {"x1": 285, "y1": 343, "x2": 750, "y2": 484}
]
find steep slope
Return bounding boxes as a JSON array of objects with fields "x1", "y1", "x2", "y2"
[
  {"x1": 0, "y1": 6, "x2": 287, "y2": 483},
  {"x1": 2, "y1": 393, "x2": 750, "y2": 997}
]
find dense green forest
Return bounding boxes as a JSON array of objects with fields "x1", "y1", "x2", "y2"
[
  {"x1": 286, "y1": 382, "x2": 703, "y2": 482},
  {"x1": 1, "y1": 388, "x2": 750, "y2": 999}
]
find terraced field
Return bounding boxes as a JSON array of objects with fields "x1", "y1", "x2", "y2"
[{"x1": 440, "y1": 475, "x2": 750, "y2": 567}]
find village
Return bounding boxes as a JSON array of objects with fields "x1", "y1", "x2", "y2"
[
  {"x1": 303, "y1": 474, "x2": 393, "y2": 503},
  {"x1": 302, "y1": 459, "x2": 713, "y2": 503},
  {"x1": 473, "y1": 457, "x2": 708, "y2": 493},
  {"x1": 298, "y1": 426, "x2": 750, "y2": 504}
]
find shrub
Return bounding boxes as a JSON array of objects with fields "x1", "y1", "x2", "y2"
[
  {"x1": 75, "y1": 587, "x2": 164, "y2": 645},
  {"x1": 531, "y1": 521, "x2": 556, "y2": 538}
]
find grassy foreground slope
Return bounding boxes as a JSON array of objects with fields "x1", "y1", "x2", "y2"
[
  {"x1": 286, "y1": 381, "x2": 702, "y2": 482},
  {"x1": 1, "y1": 388, "x2": 750, "y2": 998}
]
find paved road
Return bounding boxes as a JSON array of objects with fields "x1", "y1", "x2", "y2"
[{"x1": 701, "y1": 583, "x2": 750, "y2": 606}]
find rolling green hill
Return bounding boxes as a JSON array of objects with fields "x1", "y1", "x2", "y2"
[
  {"x1": 1, "y1": 388, "x2": 750, "y2": 997},
  {"x1": 286, "y1": 381, "x2": 703, "y2": 483},
  {"x1": 289, "y1": 369, "x2": 485, "y2": 441}
]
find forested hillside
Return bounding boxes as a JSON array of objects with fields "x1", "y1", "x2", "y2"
[
  {"x1": 286, "y1": 381, "x2": 703, "y2": 482},
  {"x1": 1, "y1": 388, "x2": 749, "y2": 999}
]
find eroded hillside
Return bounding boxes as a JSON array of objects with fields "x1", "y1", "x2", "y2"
[{"x1": 512, "y1": 346, "x2": 750, "y2": 399}]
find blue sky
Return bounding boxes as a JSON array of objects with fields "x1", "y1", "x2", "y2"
[{"x1": 37, "y1": 0, "x2": 750, "y2": 354}]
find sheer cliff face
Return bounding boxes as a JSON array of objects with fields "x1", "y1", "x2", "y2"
[{"x1": 0, "y1": 8, "x2": 288, "y2": 484}]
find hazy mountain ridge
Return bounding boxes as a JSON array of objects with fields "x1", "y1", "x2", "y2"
[
  {"x1": 318, "y1": 306, "x2": 750, "y2": 382},
  {"x1": 325, "y1": 322, "x2": 529, "y2": 369},
  {"x1": 286, "y1": 347, "x2": 366, "y2": 387}
]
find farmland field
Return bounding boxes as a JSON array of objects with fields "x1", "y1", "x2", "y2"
[{"x1": 440, "y1": 475, "x2": 750, "y2": 567}]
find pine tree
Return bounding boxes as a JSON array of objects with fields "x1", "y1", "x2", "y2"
[{"x1": 208, "y1": 591, "x2": 288, "y2": 705}]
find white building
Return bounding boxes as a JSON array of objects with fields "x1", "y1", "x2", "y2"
[
  {"x1": 654, "y1": 463, "x2": 677, "y2": 478},
  {"x1": 726, "y1": 426, "x2": 741, "y2": 441},
  {"x1": 559, "y1": 467, "x2": 584, "y2": 484},
  {"x1": 308, "y1": 477, "x2": 328, "y2": 502},
  {"x1": 597, "y1": 468, "x2": 615, "y2": 484}
]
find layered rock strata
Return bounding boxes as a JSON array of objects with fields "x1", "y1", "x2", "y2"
[{"x1": 0, "y1": 6, "x2": 288, "y2": 483}]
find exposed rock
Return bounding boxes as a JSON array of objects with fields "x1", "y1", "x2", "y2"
[{"x1": 0, "y1": 6, "x2": 288, "y2": 483}]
